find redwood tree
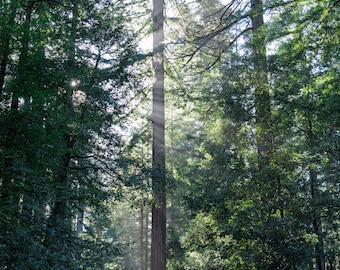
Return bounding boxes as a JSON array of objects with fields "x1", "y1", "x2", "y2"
[{"x1": 151, "y1": 0, "x2": 166, "y2": 269}]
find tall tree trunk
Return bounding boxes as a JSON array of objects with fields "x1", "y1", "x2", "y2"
[
  {"x1": 11, "y1": 1, "x2": 34, "y2": 110},
  {"x1": 1, "y1": 0, "x2": 34, "y2": 224},
  {"x1": 250, "y1": 0, "x2": 277, "y2": 215},
  {"x1": 76, "y1": 175, "x2": 85, "y2": 235},
  {"x1": 151, "y1": 0, "x2": 166, "y2": 269},
  {"x1": 311, "y1": 166, "x2": 325, "y2": 270},
  {"x1": 145, "y1": 204, "x2": 149, "y2": 270},
  {"x1": 46, "y1": 0, "x2": 78, "y2": 249},
  {"x1": 50, "y1": 150, "x2": 72, "y2": 224},
  {"x1": 0, "y1": 5, "x2": 34, "y2": 267},
  {"x1": 251, "y1": 0, "x2": 272, "y2": 168},
  {"x1": 308, "y1": 120, "x2": 325, "y2": 270},
  {"x1": 140, "y1": 203, "x2": 145, "y2": 269},
  {"x1": 140, "y1": 203, "x2": 150, "y2": 270},
  {"x1": 0, "y1": 1, "x2": 17, "y2": 99}
]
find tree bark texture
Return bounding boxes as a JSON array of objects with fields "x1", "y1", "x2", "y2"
[{"x1": 151, "y1": 0, "x2": 166, "y2": 269}]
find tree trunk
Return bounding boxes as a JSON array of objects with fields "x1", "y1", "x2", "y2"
[
  {"x1": 251, "y1": 0, "x2": 272, "y2": 166},
  {"x1": 76, "y1": 202, "x2": 85, "y2": 234},
  {"x1": 310, "y1": 167, "x2": 326, "y2": 270},
  {"x1": 140, "y1": 203, "x2": 145, "y2": 269},
  {"x1": 45, "y1": 0, "x2": 78, "y2": 250},
  {"x1": 250, "y1": 0, "x2": 278, "y2": 215},
  {"x1": 145, "y1": 204, "x2": 149, "y2": 270},
  {"x1": 11, "y1": 0, "x2": 34, "y2": 110},
  {"x1": 140, "y1": 203, "x2": 150, "y2": 270},
  {"x1": 1, "y1": 0, "x2": 34, "y2": 226},
  {"x1": 0, "y1": 1, "x2": 17, "y2": 98},
  {"x1": 307, "y1": 119, "x2": 325, "y2": 270},
  {"x1": 151, "y1": 0, "x2": 166, "y2": 269},
  {"x1": 52, "y1": 151, "x2": 72, "y2": 219}
]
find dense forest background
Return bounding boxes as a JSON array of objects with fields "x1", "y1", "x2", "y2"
[{"x1": 0, "y1": 0, "x2": 339, "y2": 269}]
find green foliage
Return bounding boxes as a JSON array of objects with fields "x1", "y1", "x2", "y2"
[
  {"x1": 0, "y1": 0, "x2": 145, "y2": 268},
  {"x1": 1, "y1": 0, "x2": 339, "y2": 268},
  {"x1": 179, "y1": 213, "x2": 232, "y2": 270},
  {"x1": 166, "y1": 0, "x2": 340, "y2": 269}
]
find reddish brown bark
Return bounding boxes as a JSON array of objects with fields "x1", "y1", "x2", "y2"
[{"x1": 151, "y1": 0, "x2": 166, "y2": 269}]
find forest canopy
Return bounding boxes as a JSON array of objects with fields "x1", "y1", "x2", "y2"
[{"x1": 0, "y1": 0, "x2": 339, "y2": 269}]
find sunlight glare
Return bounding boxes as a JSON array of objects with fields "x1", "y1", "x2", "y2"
[{"x1": 71, "y1": 79, "x2": 80, "y2": 87}]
